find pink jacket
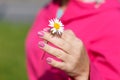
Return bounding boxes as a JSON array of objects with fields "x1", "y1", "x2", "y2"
[{"x1": 26, "y1": 0, "x2": 120, "y2": 80}]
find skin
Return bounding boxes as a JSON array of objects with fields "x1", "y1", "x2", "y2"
[{"x1": 39, "y1": 29, "x2": 89, "y2": 80}]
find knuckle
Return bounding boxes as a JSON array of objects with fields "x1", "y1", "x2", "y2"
[
  {"x1": 44, "y1": 32, "x2": 52, "y2": 40},
  {"x1": 60, "y1": 64, "x2": 66, "y2": 70},
  {"x1": 76, "y1": 38, "x2": 84, "y2": 46},
  {"x1": 50, "y1": 49, "x2": 63, "y2": 59},
  {"x1": 53, "y1": 62, "x2": 59, "y2": 67},
  {"x1": 56, "y1": 50, "x2": 67, "y2": 60},
  {"x1": 56, "y1": 52, "x2": 63, "y2": 59},
  {"x1": 44, "y1": 45, "x2": 49, "y2": 51},
  {"x1": 59, "y1": 42, "x2": 71, "y2": 52},
  {"x1": 64, "y1": 43, "x2": 72, "y2": 53},
  {"x1": 58, "y1": 42, "x2": 66, "y2": 47},
  {"x1": 66, "y1": 44, "x2": 71, "y2": 51},
  {"x1": 61, "y1": 33, "x2": 67, "y2": 39},
  {"x1": 45, "y1": 46, "x2": 56, "y2": 54},
  {"x1": 63, "y1": 54, "x2": 69, "y2": 61},
  {"x1": 50, "y1": 49, "x2": 58, "y2": 55},
  {"x1": 67, "y1": 30, "x2": 74, "y2": 34},
  {"x1": 53, "y1": 62, "x2": 63, "y2": 69},
  {"x1": 66, "y1": 30, "x2": 76, "y2": 38},
  {"x1": 57, "y1": 63, "x2": 65, "y2": 70},
  {"x1": 66, "y1": 30, "x2": 73, "y2": 33}
]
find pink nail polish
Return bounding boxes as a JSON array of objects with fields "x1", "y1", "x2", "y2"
[
  {"x1": 46, "y1": 58, "x2": 52, "y2": 63},
  {"x1": 38, "y1": 31, "x2": 44, "y2": 37},
  {"x1": 43, "y1": 28, "x2": 50, "y2": 32},
  {"x1": 38, "y1": 41, "x2": 45, "y2": 48}
]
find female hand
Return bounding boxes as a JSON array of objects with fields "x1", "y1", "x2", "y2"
[{"x1": 38, "y1": 29, "x2": 89, "y2": 80}]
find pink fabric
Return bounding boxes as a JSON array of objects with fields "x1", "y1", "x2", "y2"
[{"x1": 25, "y1": 0, "x2": 120, "y2": 80}]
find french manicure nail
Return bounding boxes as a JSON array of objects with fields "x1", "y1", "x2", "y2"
[
  {"x1": 46, "y1": 58, "x2": 52, "y2": 63},
  {"x1": 38, "y1": 31, "x2": 44, "y2": 37},
  {"x1": 38, "y1": 41, "x2": 45, "y2": 48}
]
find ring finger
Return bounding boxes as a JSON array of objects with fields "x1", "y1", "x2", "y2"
[{"x1": 38, "y1": 41, "x2": 70, "y2": 61}]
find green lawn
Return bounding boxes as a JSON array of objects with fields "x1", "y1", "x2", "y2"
[{"x1": 0, "y1": 22, "x2": 31, "y2": 80}]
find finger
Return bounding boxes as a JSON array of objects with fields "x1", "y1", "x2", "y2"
[
  {"x1": 43, "y1": 27, "x2": 50, "y2": 32},
  {"x1": 62, "y1": 30, "x2": 76, "y2": 38},
  {"x1": 38, "y1": 27, "x2": 50, "y2": 37},
  {"x1": 46, "y1": 57, "x2": 66, "y2": 70},
  {"x1": 38, "y1": 41, "x2": 69, "y2": 61},
  {"x1": 44, "y1": 40, "x2": 48, "y2": 44},
  {"x1": 61, "y1": 30, "x2": 76, "y2": 43},
  {"x1": 40, "y1": 32, "x2": 72, "y2": 53}
]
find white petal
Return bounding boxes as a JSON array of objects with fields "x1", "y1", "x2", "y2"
[
  {"x1": 51, "y1": 28, "x2": 56, "y2": 31},
  {"x1": 60, "y1": 23, "x2": 64, "y2": 27},
  {"x1": 58, "y1": 29, "x2": 64, "y2": 33},
  {"x1": 48, "y1": 24, "x2": 54, "y2": 27},
  {"x1": 49, "y1": 20, "x2": 54, "y2": 24},
  {"x1": 59, "y1": 27, "x2": 64, "y2": 31},
  {"x1": 49, "y1": 19, "x2": 54, "y2": 24},
  {"x1": 59, "y1": 22, "x2": 64, "y2": 26},
  {"x1": 60, "y1": 27, "x2": 64, "y2": 29},
  {"x1": 48, "y1": 19, "x2": 55, "y2": 27},
  {"x1": 55, "y1": 18, "x2": 60, "y2": 24},
  {"x1": 58, "y1": 31, "x2": 62, "y2": 34},
  {"x1": 55, "y1": 18, "x2": 59, "y2": 22}
]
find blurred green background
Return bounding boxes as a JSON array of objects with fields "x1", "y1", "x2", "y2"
[
  {"x1": 0, "y1": 21, "x2": 30, "y2": 80},
  {"x1": 0, "y1": 0, "x2": 49, "y2": 80}
]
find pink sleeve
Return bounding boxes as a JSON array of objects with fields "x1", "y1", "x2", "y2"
[{"x1": 89, "y1": 21, "x2": 120, "y2": 80}]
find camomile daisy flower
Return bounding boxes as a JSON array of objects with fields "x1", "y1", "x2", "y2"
[{"x1": 48, "y1": 18, "x2": 64, "y2": 36}]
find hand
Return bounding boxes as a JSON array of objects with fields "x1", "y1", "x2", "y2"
[{"x1": 38, "y1": 29, "x2": 89, "y2": 80}]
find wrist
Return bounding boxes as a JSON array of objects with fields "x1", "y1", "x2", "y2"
[
  {"x1": 74, "y1": 74, "x2": 89, "y2": 80},
  {"x1": 73, "y1": 69, "x2": 89, "y2": 80}
]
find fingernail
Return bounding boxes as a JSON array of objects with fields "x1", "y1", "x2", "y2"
[
  {"x1": 46, "y1": 58, "x2": 52, "y2": 63},
  {"x1": 43, "y1": 28, "x2": 50, "y2": 32},
  {"x1": 38, "y1": 31, "x2": 44, "y2": 37},
  {"x1": 38, "y1": 41, "x2": 45, "y2": 48}
]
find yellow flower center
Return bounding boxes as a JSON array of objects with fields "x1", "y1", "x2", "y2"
[{"x1": 54, "y1": 23, "x2": 60, "y2": 30}]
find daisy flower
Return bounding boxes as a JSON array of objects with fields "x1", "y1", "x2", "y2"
[{"x1": 48, "y1": 18, "x2": 64, "y2": 36}]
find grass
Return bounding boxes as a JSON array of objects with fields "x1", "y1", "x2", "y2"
[{"x1": 0, "y1": 21, "x2": 31, "y2": 80}]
